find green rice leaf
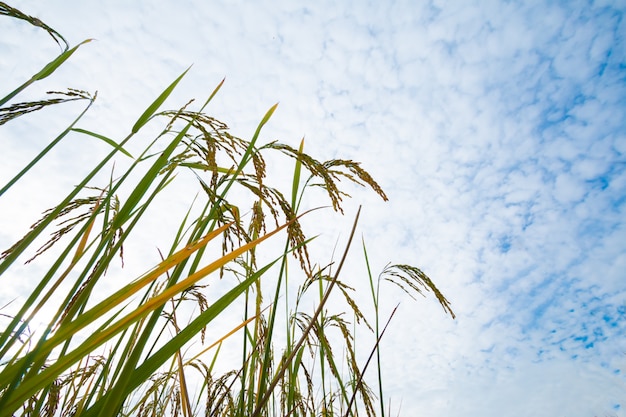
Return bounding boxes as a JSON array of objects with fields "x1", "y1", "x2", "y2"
[
  {"x1": 71, "y1": 128, "x2": 134, "y2": 159},
  {"x1": 0, "y1": 95, "x2": 96, "y2": 198},
  {"x1": 35, "y1": 39, "x2": 93, "y2": 80},
  {"x1": 291, "y1": 138, "x2": 305, "y2": 209},
  {"x1": 0, "y1": 39, "x2": 92, "y2": 107},
  {"x1": 131, "y1": 66, "x2": 191, "y2": 133}
]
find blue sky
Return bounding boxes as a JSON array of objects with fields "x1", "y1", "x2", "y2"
[{"x1": 1, "y1": 1, "x2": 625, "y2": 416}]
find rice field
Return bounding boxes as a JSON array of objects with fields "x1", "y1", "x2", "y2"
[{"x1": 0, "y1": 3, "x2": 454, "y2": 416}]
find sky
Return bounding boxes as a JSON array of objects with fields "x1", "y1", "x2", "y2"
[{"x1": 1, "y1": 1, "x2": 626, "y2": 416}]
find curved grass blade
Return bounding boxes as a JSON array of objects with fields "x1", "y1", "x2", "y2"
[
  {"x1": 0, "y1": 39, "x2": 92, "y2": 107},
  {"x1": 71, "y1": 128, "x2": 134, "y2": 159},
  {"x1": 199, "y1": 77, "x2": 225, "y2": 109},
  {"x1": 0, "y1": 91, "x2": 96, "y2": 197},
  {"x1": 131, "y1": 66, "x2": 190, "y2": 133},
  {"x1": 184, "y1": 307, "x2": 268, "y2": 366}
]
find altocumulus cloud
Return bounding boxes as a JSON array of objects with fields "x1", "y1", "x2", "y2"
[{"x1": 1, "y1": 0, "x2": 625, "y2": 416}]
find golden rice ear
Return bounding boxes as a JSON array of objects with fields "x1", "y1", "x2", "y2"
[
  {"x1": 0, "y1": 89, "x2": 94, "y2": 126},
  {"x1": 262, "y1": 142, "x2": 388, "y2": 214},
  {"x1": 0, "y1": 189, "x2": 116, "y2": 265},
  {"x1": 325, "y1": 159, "x2": 389, "y2": 202},
  {"x1": 383, "y1": 264, "x2": 455, "y2": 319}
]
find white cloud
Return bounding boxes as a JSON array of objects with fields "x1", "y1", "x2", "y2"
[{"x1": 1, "y1": 0, "x2": 625, "y2": 415}]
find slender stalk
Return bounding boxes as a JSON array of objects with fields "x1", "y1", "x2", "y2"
[
  {"x1": 251, "y1": 206, "x2": 361, "y2": 417},
  {"x1": 363, "y1": 239, "x2": 386, "y2": 417}
]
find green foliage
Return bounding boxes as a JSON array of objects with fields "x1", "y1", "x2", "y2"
[{"x1": 0, "y1": 5, "x2": 454, "y2": 417}]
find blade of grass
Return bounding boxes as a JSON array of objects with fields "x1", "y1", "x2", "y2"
[
  {"x1": 71, "y1": 128, "x2": 134, "y2": 159},
  {"x1": 291, "y1": 138, "x2": 305, "y2": 209},
  {"x1": 0, "y1": 92, "x2": 96, "y2": 197},
  {"x1": 184, "y1": 306, "x2": 269, "y2": 366},
  {"x1": 131, "y1": 66, "x2": 190, "y2": 133},
  {"x1": 71, "y1": 189, "x2": 105, "y2": 264},
  {"x1": 363, "y1": 238, "x2": 385, "y2": 417},
  {"x1": 0, "y1": 39, "x2": 92, "y2": 107}
]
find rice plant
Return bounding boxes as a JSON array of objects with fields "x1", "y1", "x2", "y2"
[{"x1": 0, "y1": 3, "x2": 454, "y2": 416}]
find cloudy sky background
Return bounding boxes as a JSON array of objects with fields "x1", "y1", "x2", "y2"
[{"x1": 1, "y1": 1, "x2": 625, "y2": 416}]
